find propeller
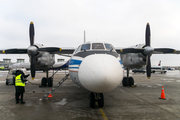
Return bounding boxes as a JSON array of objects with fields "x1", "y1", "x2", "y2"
[
  {"x1": 144, "y1": 23, "x2": 176, "y2": 78},
  {"x1": 27, "y1": 22, "x2": 62, "y2": 80},
  {"x1": 144, "y1": 23, "x2": 152, "y2": 79},
  {"x1": 1, "y1": 21, "x2": 62, "y2": 80},
  {"x1": 115, "y1": 23, "x2": 177, "y2": 79},
  {"x1": 28, "y1": 22, "x2": 36, "y2": 80}
]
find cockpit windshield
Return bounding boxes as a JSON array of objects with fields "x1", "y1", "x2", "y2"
[
  {"x1": 74, "y1": 43, "x2": 115, "y2": 54},
  {"x1": 92, "y1": 43, "x2": 104, "y2": 49},
  {"x1": 81, "y1": 44, "x2": 90, "y2": 51}
]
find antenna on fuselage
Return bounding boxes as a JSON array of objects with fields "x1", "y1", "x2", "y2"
[{"x1": 84, "y1": 30, "x2": 86, "y2": 43}]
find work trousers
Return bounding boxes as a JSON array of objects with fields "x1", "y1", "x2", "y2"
[{"x1": 16, "y1": 92, "x2": 24, "y2": 102}]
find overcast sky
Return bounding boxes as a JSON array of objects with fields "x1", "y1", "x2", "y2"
[{"x1": 0, "y1": 0, "x2": 180, "y2": 66}]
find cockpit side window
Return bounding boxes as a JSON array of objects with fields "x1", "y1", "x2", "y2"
[
  {"x1": 81, "y1": 44, "x2": 90, "y2": 51},
  {"x1": 105, "y1": 44, "x2": 112, "y2": 50},
  {"x1": 92, "y1": 43, "x2": 104, "y2": 49},
  {"x1": 74, "y1": 45, "x2": 81, "y2": 53},
  {"x1": 105, "y1": 44, "x2": 114, "y2": 51}
]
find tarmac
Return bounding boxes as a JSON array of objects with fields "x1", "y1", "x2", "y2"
[{"x1": 0, "y1": 70, "x2": 180, "y2": 120}]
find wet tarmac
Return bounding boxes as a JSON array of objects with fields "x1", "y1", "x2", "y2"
[{"x1": 1, "y1": 70, "x2": 180, "y2": 120}]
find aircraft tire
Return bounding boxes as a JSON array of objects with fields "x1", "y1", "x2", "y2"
[
  {"x1": 41, "y1": 77, "x2": 47, "y2": 87},
  {"x1": 48, "y1": 77, "x2": 53, "y2": 87},
  {"x1": 90, "y1": 92, "x2": 95, "y2": 108},
  {"x1": 98, "y1": 93, "x2": 104, "y2": 108},
  {"x1": 129, "y1": 77, "x2": 134, "y2": 86},
  {"x1": 6, "y1": 81, "x2": 8, "y2": 85},
  {"x1": 122, "y1": 77, "x2": 128, "y2": 87}
]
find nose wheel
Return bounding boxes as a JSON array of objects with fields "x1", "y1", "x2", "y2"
[{"x1": 90, "y1": 92, "x2": 104, "y2": 108}]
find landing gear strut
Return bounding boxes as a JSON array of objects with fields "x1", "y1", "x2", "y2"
[
  {"x1": 90, "y1": 92, "x2": 104, "y2": 108},
  {"x1": 122, "y1": 68, "x2": 134, "y2": 87}
]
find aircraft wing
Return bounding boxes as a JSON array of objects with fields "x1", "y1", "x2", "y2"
[
  {"x1": 0, "y1": 47, "x2": 75, "y2": 55},
  {"x1": 116, "y1": 48, "x2": 144, "y2": 54},
  {"x1": 38, "y1": 47, "x2": 75, "y2": 55},
  {"x1": 116, "y1": 48, "x2": 180, "y2": 54}
]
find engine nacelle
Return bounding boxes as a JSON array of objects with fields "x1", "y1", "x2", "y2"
[
  {"x1": 34, "y1": 52, "x2": 55, "y2": 69},
  {"x1": 120, "y1": 44, "x2": 146, "y2": 69}
]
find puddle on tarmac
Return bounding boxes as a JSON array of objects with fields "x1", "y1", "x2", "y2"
[{"x1": 54, "y1": 98, "x2": 67, "y2": 106}]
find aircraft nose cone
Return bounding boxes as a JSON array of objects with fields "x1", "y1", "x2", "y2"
[{"x1": 78, "y1": 54, "x2": 123, "y2": 93}]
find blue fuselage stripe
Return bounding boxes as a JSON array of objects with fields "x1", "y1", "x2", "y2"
[
  {"x1": 69, "y1": 67, "x2": 79, "y2": 69},
  {"x1": 119, "y1": 60, "x2": 123, "y2": 65},
  {"x1": 69, "y1": 59, "x2": 82, "y2": 65}
]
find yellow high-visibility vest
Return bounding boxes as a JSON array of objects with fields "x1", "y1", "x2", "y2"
[{"x1": 15, "y1": 74, "x2": 25, "y2": 87}]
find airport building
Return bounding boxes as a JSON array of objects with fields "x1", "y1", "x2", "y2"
[{"x1": 0, "y1": 58, "x2": 66, "y2": 70}]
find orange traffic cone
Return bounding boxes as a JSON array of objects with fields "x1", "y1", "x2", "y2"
[
  {"x1": 159, "y1": 86, "x2": 166, "y2": 100},
  {"x1": 48, "y1": 94, "x2": 53, "y2": 98}
]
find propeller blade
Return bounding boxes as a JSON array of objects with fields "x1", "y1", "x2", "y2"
[
  {"x1": 146, "y1": 55, "x2": 151, "y2": 79},
  {"x1": 29, "y1": 22, "x2": 35, "y2": 45},
  {"x1": 1, "y1": 49, "x2": 27, "y2": 54},
  {"x1": 30, "y1": 55, "x2": 36, "y2": 80},
  {"x1": 154, "y1": 48, "x2": 176, "y2": 53},
  {"x1": 145, "y1": 23, "x2": 151, "y2": 46}
]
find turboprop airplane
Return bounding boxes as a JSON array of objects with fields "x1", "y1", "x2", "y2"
[{"x1": 1, "y1": 22, "x2": 180, "y2": 108}]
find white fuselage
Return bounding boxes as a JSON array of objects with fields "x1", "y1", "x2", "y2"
[{"x1": 68, "y1": 42, "x2": 124, "y2": 93}]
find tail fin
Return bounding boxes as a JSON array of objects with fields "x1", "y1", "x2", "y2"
[{"x1": 158, "y1": 60, "x2": 161, "y2": 66}]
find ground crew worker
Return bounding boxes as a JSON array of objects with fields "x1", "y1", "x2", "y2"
[{"x1": 14, "y1": 70, "x2": 29, "y2": 104}]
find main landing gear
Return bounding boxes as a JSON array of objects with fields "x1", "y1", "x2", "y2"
[
  {"x1": 90, "y1": 92, "x2": 104, "y2": 108},
  {"x1": 122, "y1": 68, "x2": 134, "y2": 87},
  {"x1": 40, "y1": 69, "x2": 59, "y2": 87},
  {"x1": 41, "y1": 77, "x2": 53, "y2": 87}
]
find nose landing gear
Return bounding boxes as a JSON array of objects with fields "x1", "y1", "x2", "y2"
[{"x1": 90, "y1": 92, "x2": 104, "y2": 108}]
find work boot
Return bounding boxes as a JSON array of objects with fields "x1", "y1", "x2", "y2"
[
  {"x1": 21, "y1": 101, "x2": 26, "y2": 104},
  {"x1": 16, "y1": 101, "x2": 19, "y2": 104}
]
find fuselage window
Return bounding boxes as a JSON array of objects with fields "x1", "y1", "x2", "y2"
[
  {"x1": 81, "y1": 44, "x2": 90, "y2": 51},
  {"x1": 92, "y1": 43, "x2": 104, "y2": 49}
]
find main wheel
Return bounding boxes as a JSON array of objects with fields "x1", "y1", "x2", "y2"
[
  {"x1": 98, "y1": 93, "x2": 104, "y2": 108},
  {"x1": 90, "y1": 92, "x2": 95, "y2": 108},
  {"x1": 48, "y1": 77, "x2": 53, "y2": 87},
  {"x1": 122, "y1": 77, "x2": 128, "y2": 87},
  {"x1": 41, "y1": 77, "x2": 47, "y2": 87},
  {"x1": 6, "y1": 80, "x2": 9, "y2": 85},
  {"x1": 129, "y1": 77, "x2": 134, "y2": 86}
]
